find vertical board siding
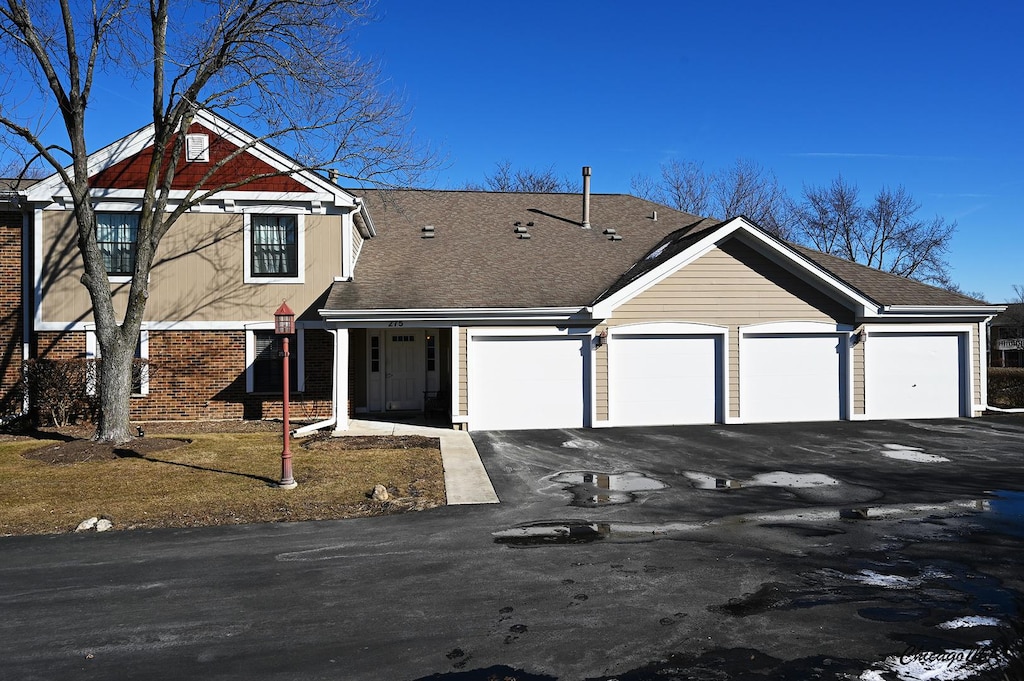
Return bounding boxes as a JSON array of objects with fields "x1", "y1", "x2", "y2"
[
  {"x1": 595, "y1": 325, "x2": 608, "y2": 421},
  {"x1": 459, "y1": 327, "x2": 468, "y2": 414},
  {"x1": 853, "y1": 335, "x2": 866, "y2": 415},
  {"x1": 40, "y1": 211, "x2": 342, "y2": 323},
  {"x1": 611, "y1": 239, "x2": 854, "y2": 420}
]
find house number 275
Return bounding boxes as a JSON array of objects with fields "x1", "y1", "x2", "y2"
[{"x1": 388, "y1": 321, "x2": 404, "y2": 327}]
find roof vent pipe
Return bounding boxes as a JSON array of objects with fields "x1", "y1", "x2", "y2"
[{"x1": 581, "y1": 166, "x2": 592, "y2": 229}]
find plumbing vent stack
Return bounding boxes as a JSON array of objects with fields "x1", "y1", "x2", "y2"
[
  {"x1": 652, "y1": 210, "x2": 658, "y2": 221},
  {"x1": 421, "y1": 225, "x2": 435, "y2": 239},
  {"x1": 582, "y1": 166, "x2": 591, "y2": 229}
]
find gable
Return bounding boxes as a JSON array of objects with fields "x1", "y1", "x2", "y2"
[
  {"x1": 613, "y1": 238, "x2": 855, "y2": 326},
  {"x1": 89, "y1": 123, "x2": 310, "y2": 193}
]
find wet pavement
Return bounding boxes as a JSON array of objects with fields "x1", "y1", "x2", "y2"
[{"x1": 2, "y1": 416, "x2": 1024, "y2": 680}]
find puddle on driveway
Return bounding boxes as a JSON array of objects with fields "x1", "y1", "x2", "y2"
[{"x1": 549, "y1": 471, "x2": 667, "y2": 507}]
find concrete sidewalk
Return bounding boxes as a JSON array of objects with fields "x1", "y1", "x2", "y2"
[{"x1": 342, "y1": 420, "x2": 499, "y2": 505}]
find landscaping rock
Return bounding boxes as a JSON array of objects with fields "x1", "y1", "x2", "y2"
[
  {"x1": 76, "y1": 517, "x2": 98, "y2": 532},
  {"x1": 96, "y1": 519, "x2": 112, "y2": 532},
  {"x1": 371, "y1": 484, "x2": 389, "y2": 502}
]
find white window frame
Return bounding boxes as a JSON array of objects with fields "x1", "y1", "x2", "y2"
[
  {"x1": 85, "y1": 328, "x2": 150, "y2": 396},
  {"x1": 96, "y1": 211, "x2": 140, "y2": 284},
  {"x1": 243, "y1": 212, "x2": 306, "y2": 284},
  {"x1": 245, "y1": 324, "x2": 306, "y2": 393}
]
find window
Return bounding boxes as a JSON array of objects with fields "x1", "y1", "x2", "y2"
[
  {"x1": 250, "y1": 331, "x2": 298, "y2": 393},
  {"x1": 426, "y1": 334, "x2": 436, "y2": 372},
  {"x1": 370, "y1": 336, "x2": 380, "y2": 373},
  {"x1": 85, "y1": 329, "x2": 149, "y2": 396},
  {"x1": 96, "y1": 213, "x2": 139, "y2": 277},
  {"x1": 251, "y1": 215, "x2": 298, "y2": 277}
]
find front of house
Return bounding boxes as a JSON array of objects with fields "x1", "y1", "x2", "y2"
[{"x1": 7, "y1": 112, "x2": 1005, "y2": 431}]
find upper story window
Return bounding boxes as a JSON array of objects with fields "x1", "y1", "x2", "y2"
[
  {"x1": 96, "y1": 212, "x2": 139, "y2": 277},
  {"x1": 243, "y1": 213, "x2": 305, "y2": 284}
]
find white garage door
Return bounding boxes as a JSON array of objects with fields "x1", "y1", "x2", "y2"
[
  {"x1": 469, "y1": 335, "x2": 586, "y2": 431},
  {"x1": 610, "y1": 334, "x2": 720, "y2": 426},
  {"x1": 741, "y1": 334, "x2": 844, "y2": 422},
  {"x1": 866, "y1": 333, "x2": 964, "y2": 419}
]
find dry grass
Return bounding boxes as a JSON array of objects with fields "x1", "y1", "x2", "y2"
[{"x1": 0, "y1": 431, "x2": 445, "y2": 536}]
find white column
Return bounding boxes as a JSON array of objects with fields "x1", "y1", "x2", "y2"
[{"x1": 332, "y1": 327, "x2": 350, "y2": 432}]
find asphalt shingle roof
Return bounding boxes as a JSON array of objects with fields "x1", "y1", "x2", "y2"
[
  {"x1": 324, "y1": 189, "x2": 991, "y2": 313},
  {"x1": 791, "y1": 245, "x2": 986, "y2": 307},
  {"x1": 326, "y1": 190, "x2": 711, "y2": 310}
]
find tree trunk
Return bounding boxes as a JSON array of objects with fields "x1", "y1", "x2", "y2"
[{"x1": 94, "y1": 338, "x2": 135, "y2": 443}]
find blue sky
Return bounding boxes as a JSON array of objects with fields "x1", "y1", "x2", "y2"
[
  {"x1": 352, "y1": 1, "x2": 1023, "y2": 302},
  {"x1": 11, "y1": 1, "x2": 1023, "y2": 302}
]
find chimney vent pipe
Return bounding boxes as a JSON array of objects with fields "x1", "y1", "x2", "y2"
[{"x1": 582, "y1": 166, "x2": 592, "y2": 229}]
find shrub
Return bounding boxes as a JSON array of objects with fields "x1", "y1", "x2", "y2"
[
  {"x1": 24, "y1": 359, "x2": 98, "y2": 426},
  {"x1": 988, "y1": 368, "x2": 1024, "y2": 409}
]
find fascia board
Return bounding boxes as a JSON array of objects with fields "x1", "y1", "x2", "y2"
[
  {"x1": 354, "y1": 197, "x2": 376, "y2": 237},
  {"x1": 318, "y1": 307, "x2": 596, "y2": 324},
  {"x1": 881, "y1": 305, "x2": 1007, "y2": 316},
  {"x1": 24, "y1": 110, "x2": 355, "y2": 207},
  {"x1": 591, "y1": 220, "x2": 742, "y2": 317},
  {"x1": 194, "y1": 110, "x2": 356, "y2": 205},
  {"x1": 733, "y1": 227, "x2": 878, "y2": 313}
]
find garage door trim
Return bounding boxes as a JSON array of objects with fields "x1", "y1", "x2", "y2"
[
  {"x1": 467, "y1": 327, "x2": 592, "y2": 431},
  {"x1": 739, "y1": 321, "x2": 853, "y2": 423},
  {"x1": 607, "y1": 322, "x2": 727, "y2": 427}
]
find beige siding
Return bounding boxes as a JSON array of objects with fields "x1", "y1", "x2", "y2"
[
  {"x1": 973, "y1": 329, "x2": 982, "y2": 410},
  {"x1": 458, "y1": 327, "x2": 468, "y2": 415},
  {"x1": 611, "y1": 239, "x2": 854, "y2": 420},
  {"x1": 853, "y1": 333, "x2": 865, "y2": 415},
  {"x1": 40, "y1": 211, "x2": 342, "y2": 323},
  {"x1": 595, "y1": 325, "x2": 608, "y2": 421}
]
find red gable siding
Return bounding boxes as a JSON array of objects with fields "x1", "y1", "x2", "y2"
[{"x1": 89, "y1": 124, "x2": 310, "y2": 193}]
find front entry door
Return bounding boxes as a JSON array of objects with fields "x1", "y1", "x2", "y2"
[{"x1": 385, "y1": 330, "x2": 424, "y2": 410}]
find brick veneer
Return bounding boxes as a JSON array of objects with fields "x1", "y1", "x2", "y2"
[
  {"x1": 0, "y1": 209, "x2": 23, "y2": 415},
  {"x1": 35, "y1": 328, "x2": 334, "y2": 422}
]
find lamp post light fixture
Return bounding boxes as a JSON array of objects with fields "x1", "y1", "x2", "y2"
[{"x1": 274, "y1": 301, "x2": 297, "y2": 489}]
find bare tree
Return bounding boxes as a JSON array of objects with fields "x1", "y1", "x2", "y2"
[
  {"x1": 467, "y1": 160, "x2": 580, "y2": 193},
  {"x1": 631, "y1": 158, "x2": 793, "y2": 239},
  {"x1": 0, "y1": 0, "x2": 434, "y2": 442},
  {"x1": 794, "y1": 178, "x2": 956, "y2": 286}
]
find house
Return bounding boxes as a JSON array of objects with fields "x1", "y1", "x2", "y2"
[
  {"x1": 990, "y1": 303, "x2": 1024, "y2": 367},
  {"x1": 3, "y1": 111, "x2": 1007, "y2": 431}
]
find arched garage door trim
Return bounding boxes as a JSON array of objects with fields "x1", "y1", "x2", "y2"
[
  {"x1": 739, "y1": 321, "x2": 853, "y2": 423},
  {"x1": 607, "y1": 322, "x2": 728, "y2": 427},
  {"x1": 467, "y1": 327, "x2": 591, "y2": 431},
  {"x1": 863, "y1": 325, "x2": 972, "y2": 420}
]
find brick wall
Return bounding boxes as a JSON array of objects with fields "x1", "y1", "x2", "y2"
[
  {"x1": 0, "y1": 209, "x2": 23, "y2": 416},
  {"x1": 35, "y1": 329, "x2": 334, "y2": 422}
]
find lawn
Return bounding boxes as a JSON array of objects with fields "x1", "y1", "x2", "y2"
[{"x1": 0, "y1": 428, "x2": 445, "y2": 536}]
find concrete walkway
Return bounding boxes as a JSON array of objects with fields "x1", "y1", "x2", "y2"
[{"x1": 342, "y1": 420, "x2": 499, "y2": 505}]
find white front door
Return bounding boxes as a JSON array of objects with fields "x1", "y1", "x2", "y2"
[{"x1": 385, "y1": 330, "x2": 424, "y2": 410}]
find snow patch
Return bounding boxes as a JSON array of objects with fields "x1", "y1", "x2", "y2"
[
  {"x1": 937, "y1": 616, "x2": 1001, "y2": 630},
  {"x1": 561, "y1": 439, "x2": 601, "y2": 450},
  {"x1": 882, "y1": 443, "x2": 950, "y2": 463}
]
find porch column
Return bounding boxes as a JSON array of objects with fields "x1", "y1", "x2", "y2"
[{"x1": 332, "y1": 327, "x2": 350, "y2": 433}]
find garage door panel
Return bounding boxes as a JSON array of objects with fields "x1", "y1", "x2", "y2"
[
  {"x1": 866, "y1": 333, "x2": 964, "y2": 419},
  {"x1": 742, "y1": 334, "x2": 843, "y2": 423},
  {"x1": 611, "y1": 334, "x2": 720, "y2": 426},
  {"x1": 470, "y1": 336, "x2": 586, "y2": 431}
]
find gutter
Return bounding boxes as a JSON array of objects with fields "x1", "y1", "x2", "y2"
[{"x1": 293, "y1": 417, "x2": 336, "y2": 438}]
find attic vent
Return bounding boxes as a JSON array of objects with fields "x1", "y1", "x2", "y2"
[
  {"x1": 608, "y1": 234, "x2": 623, "y2": 241},
  {"x1": 603, "y1": 228, "x2": 616, "y2": 235},
  {"x1": 421, "y1": 225, "x2": 435, "y2": 239},
  {"x1": 513, "y1": 226, "x2": 529, "y2": 234},
  {"x1": 518, "y1": 232, "x2": 531, "y2": 240},
  {"x1": 185, "y1": 134, "x2": 209, "y2": 162}
]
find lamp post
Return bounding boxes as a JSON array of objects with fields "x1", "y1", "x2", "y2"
[{"x1": 274, "y1": 301, "x2": 297, "y2": 489}]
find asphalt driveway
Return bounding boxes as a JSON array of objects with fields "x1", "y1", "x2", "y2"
[{"x1": 2, "y1": 416, "x2": 1023, "y2": 680}]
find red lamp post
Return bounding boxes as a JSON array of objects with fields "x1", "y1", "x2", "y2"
[{"x1": 274, "y1": 301, "x2": 297, "y2": 489}]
